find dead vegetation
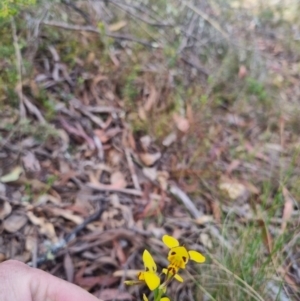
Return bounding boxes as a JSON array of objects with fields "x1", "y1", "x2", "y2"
[{"x1": 0, "y1": 0, "x2": 300, "y2": 300}]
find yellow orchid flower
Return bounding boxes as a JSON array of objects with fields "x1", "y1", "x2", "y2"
[
  {"x1": 143, "y1": 294, "x2": 170, "y2": 301},
  {"x1": 125, "y1": 249, "x2": 160, "y2": 291},
  {"x1": 162, "y1": 235, "x2": 205, "y2": 274}
]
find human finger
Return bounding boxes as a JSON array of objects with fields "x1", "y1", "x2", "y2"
[{"x1": 0, "y1": 260, "x2": 102, "y2": 301}]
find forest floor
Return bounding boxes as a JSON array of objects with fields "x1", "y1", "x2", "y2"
[{"x1": 0, "y1": 1, "x2": 300, "y2": 301}]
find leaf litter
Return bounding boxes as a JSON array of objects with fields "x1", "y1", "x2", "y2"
[{"x1": 0, "y1": 1, "x2": 300, "y2": 300}]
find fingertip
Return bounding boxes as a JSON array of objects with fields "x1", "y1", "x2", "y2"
[{"x1": 29, "y1": 267, "x2": 101, "y2": 301}]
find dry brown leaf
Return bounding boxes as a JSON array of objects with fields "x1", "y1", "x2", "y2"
[
  {"x1": 200, "y1": 232, "x2": 213, "y2": 249},
  {"x1": 110, "y1": 171, "x2": 127, "y2": 189},
  {"x1": 86, "y1": 52, "x2": 95, "y2": 64},
  {"x1": 226, "y1": 114, "x2": 245, "y2": 126},
  {"x1": 0, "y1": 183, "x2": 5, "y2": 196},
  {"x1": 22, "y1": 151, "x2": 41, "y2": 172},
  {"x1": 238, "y1": 65, "x2": 248, "y2": 78},
  {"x1": 144, "y1": 85, "x2": 158, "y2": 112},
  {"x1": 75, "y1": 265, "x2": 119, "y2": 290},
  {"x1": 173, "y1": 113, "x2": 190, "y2": 133},
  {"x1": 3, "y1": 213, "x2": 28, "y2": 233},
  {"x1": 105, "y1": 128, "x2": 123, "y2": 140},
  {"x1": 0, "y1": 166, "x2": 23, "y2": 183},
  {"x1": 36, "y1": 194, "x2": 61, "y2": 205},
  {"x1": 97, "y1": 289, "x2": 133, "y2": 301},
  {"x1": 60, "y1": 118, "x2": 95, "y2": 149},
  {"x1": 258, "y1": 219, "x2": 272, "y2": 254},
  {"x1": 140, "y1": 135, "x2": 152, "y2": 151},
  {"x1": 108, "y1": 20, "x2": 127, "y2": 32},
  {"x1": 50, "y1": 208, "x2": 84, "y2": 225},
  {"x1": 281, "y1": 187, "x2": 294, "y2": 233},
  {"x1": 25, "y1": 236, "x2": 36, "y2": 252},
  {"x1": 109, "y1": 50, "x2": 120, "y2": 67},
  {"x1": 96, "y1": 256, "x2": 119, "y2": 268},
  {"x1": 113, "y1": 240, "x2": 127, "y2": 264},
  {"x1": 195, "y1": 215, "x2": 214, "y2": 225},
  {"x1": 241, "y1": 181, "x2": 260, "y2": 195},
  {"x1": 139, "y1": 197, "x2": 164, "y2": 219},
  {"x1": 142, "y1": 167, "x2": 157, "y2": 181},
  {"x1": 127, "y1": 131, "x2": 136, "y2": 151},
  {"x1": 211, "y1": 200, "x2": 222, "y2": 224},
  {"x1": 94, "y1": 127, "x2": 122, "y2": 144},
  {"x1": 0, "y1": 199, "x2": 12, "y2": 220},
  {"x1": 162, "y1": 132, "x2": 177, "y2": 146},
  {"x1": 277, "y1": 266, "x2": 299, "y2": 293},
  {"x1": 113, "y1": 270, "x2": 140, "y2": 278},
  {"x1": 27, "y1": 211, "x2": 57, "y2": 241},
  {"x1": 94, "y1": 129, "x2": 109, "y2": 143},
  {"x1": 108, "y1": 149, "x2": 123, "y2": 167},
  {"x1": 64, "y1": 252, "x2": 75, "y2": 283},
  {"x1": 138, "y1": 105, "x2": 147, "y2": 121},
  {"x1": 139, "y1": 152, "x2": 161, "y2": 166},
  {"x1": 225, "y1": 160, "x2": 241, "y2": 175},
  {"x1": 12, "y1": 251, "x2": 31, "y2": 263},
  {"x1": 157, "y1": 171, "x2": 169, "y2": 190},
  {"x1": 219, "y1": 181, "x2": 247, "y2": 200}
]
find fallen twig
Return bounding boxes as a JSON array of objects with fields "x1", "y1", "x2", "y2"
[
  {"x1": 169, "y1": 184, "x2": 232, "y2": 250},
  {"x1": 182, "y1": 1, "x2": 229, "y2": 41},
  {"x1": 169, "y1": 185, "x2": 202, "y2": 219},
  {"x1": 125, "y1": 148, "x2": 141, "y2": 191},
  {"x1": 42, "y1": 20, "x2": 158, "y2": 48}
]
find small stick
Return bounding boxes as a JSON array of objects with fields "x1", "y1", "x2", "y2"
[
  {"x1": 169, "y1": 185, "x2": 201, "y2": 219},
  {"x1": 182, "y1": 1, "x2": 229, "y2": 41},
  {"x1": 125, "y1": 148, "x2": 141, "y2": 191},
  {"x1": 169, "y1": 184, "x2": 232, "y2": 250},
  {"x1": 42, "y1": 21, "x2": 157, "y2": 48}
]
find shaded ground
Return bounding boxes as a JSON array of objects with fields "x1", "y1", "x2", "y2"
[{"x1": 0, "y1": 1, "x2": 300, "y2": 301}]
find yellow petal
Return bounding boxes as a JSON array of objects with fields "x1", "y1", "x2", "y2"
[
  {"x1": 188, "y1": 250, "x2": 206, "y2": 263},
  {"x1": 168, "y1": 246, "x2": 189, "y2": 269},
  {"x1": 143, "y1": 249, "x2": 157, "y2": 272},
  {"x1": 143, "y1": 294, "x2": 149, "y2": 301},
  {"x1": 144, "y1": 271, "x2": 160, "y2": 291},
  {"x1": 161, "y1": 298, "x2": 170, "y2": 301},
  {"x1": 174, "y1": 273, "x2": 184, "y2": 282},
  {"x1": 162, "y1": 235, "x2": 179, "y2": 248}
]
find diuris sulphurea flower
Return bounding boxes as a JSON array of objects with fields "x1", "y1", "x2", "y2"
[
  {"x1": 162, "y1": 235, "x2": 205, "y2": 277},
  {"x1": 124, "y1": 249, "x2": 160, "y2": 291}
]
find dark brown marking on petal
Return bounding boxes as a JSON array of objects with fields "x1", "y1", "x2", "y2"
[
  {"x1": 171, "y1": 251, "x2": 176, "y2": 255},
  {"x1": 182, "y1": 256, "x2": 187, "y2": 262},
  {"x1": 168, "y1": 266, "x2": 176, "y2": 275},
  {"x1": 145, "y1": 267, "x2": 149, "y2": 271}
]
